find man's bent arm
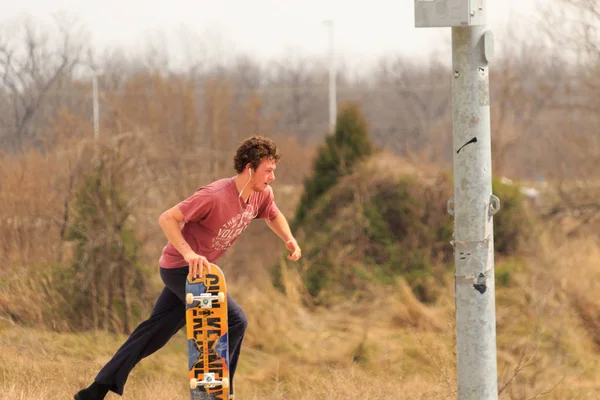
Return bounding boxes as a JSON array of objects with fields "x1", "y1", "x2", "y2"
[
  {"x1": 266, "y1": 212, "x2": 295, "y2": 242},
  {"x1": 266, "y1": 213, "x2": 302, "y2": 261},
  {"x1": 158, "y1": 206, "x2": 211, "y2": 276},
  {"x1": 158, "y1": 206, "x2": 195, "y2": 259}
]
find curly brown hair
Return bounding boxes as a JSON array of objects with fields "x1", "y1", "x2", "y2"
[{"x1": 233, "y1": 136, "x2": 281, "y2": 173}]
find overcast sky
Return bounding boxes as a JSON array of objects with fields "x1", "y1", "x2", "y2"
[{"x1": 1, "y1": 0, "x2": 543, "y2": 70}]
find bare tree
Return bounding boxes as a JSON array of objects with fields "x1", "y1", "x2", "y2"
[
  {"x1": 0, "y1": 15, "x2": 87, "y2": 152},
  {"x1": 264, "y1": 52, "x2": 328, "y2": 143},
  {"x1": 490, "y1": 37, "x2": 565, "y2": 179},
  {"x1": 532, "y1": 0, "x2": 600, "y2": 235},
  {"x1": 367, "y1": 55, "x2": 451, "y2": 163}
]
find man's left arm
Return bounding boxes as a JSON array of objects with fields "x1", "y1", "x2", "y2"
[{"x1": 266, "y1": 212, "x2": 302, "y2": 261}]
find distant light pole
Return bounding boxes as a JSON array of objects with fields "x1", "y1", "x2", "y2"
[
  {"x1": 324, "y1": 19, "x2": 337, "y2": 133},
  {"x1": 91, "y1": 69, "x2": 103, "y2": 140}
]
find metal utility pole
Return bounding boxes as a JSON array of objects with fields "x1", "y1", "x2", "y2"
[
  {"x1": 324, "y1": 19, "x2": 337, "y2": 133},
  {"x1": 92, "y1": 72, "x2": 100, "y2": 140},
  {"x1": 451, "y1": 24, "x2": 499, "y2": 400},
  {"x1": 415, "y1": 1, "x2": 499, "y2": 399}
]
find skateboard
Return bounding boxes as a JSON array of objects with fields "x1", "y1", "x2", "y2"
[{"x1": 186, "y1": 263, "x2": 230, "y2": 400}]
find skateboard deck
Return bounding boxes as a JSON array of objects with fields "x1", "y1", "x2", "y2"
[{"x1": 186, "y1": 263, "x2": 230, "y2": 400}]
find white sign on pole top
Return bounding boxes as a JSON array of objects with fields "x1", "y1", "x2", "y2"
[{"x1": 414, "y1": 0, "x2": 486, "y2": 28}]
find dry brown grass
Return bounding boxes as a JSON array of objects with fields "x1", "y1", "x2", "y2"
[
  {"x1": 0, "y1": 277, "x2": 458, "y2": 400},
  {"x1": 3, "y1": 239, "x2": 600, "y2": 400},
  {"x1": 2, "y1": 136, "x2": 600, "y2": 399}
]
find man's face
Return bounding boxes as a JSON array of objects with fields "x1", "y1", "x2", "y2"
[{"x1": 251, "y1": 158, "x2": 277, "y2": 191}]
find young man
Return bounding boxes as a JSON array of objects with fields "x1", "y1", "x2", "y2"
[{"x1": 74, "y1": 136, "x2": 302, "y2": 400}]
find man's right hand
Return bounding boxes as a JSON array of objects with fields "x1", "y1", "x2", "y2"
[{"x1": 185, "y1": 252, "x2": 211, "y2": 278}]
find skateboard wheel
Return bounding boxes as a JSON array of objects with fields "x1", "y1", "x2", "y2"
[
  {"x1": 186, "y1": 293, "x2": 194, "y2": 304},
  {"x1": 218, "y1": 292, "x2": 225, "y2": 303},
  {"x1": 190, "y1": 378, "x2": 198, "y2": 390},
  {"x1": 221, "y1": 377, "x2": 229, "y2": 389}
]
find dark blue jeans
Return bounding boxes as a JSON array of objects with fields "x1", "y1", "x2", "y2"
[{"x1": 95, "y1": 266, "x2": 247, "y2": 396}]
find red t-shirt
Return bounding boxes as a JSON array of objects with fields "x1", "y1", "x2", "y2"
[{"x1": 159, "y1": 177, "x2": 280, "y2": 269}]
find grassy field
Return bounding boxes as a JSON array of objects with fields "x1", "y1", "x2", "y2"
[
  {"x1": 0, "y1": 282, "x2": 458, "y2": 400},
  {"x1": 3, "y1": 234, "x2": 600, "y2": 400}
]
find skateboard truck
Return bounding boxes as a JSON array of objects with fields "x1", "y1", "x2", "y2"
[
  {"x1": 190, "y1": 373, "x2": 230, "y2": 389},
  {"x1": 186, "y1": 292, "x2": 225, "y2": 308}
]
